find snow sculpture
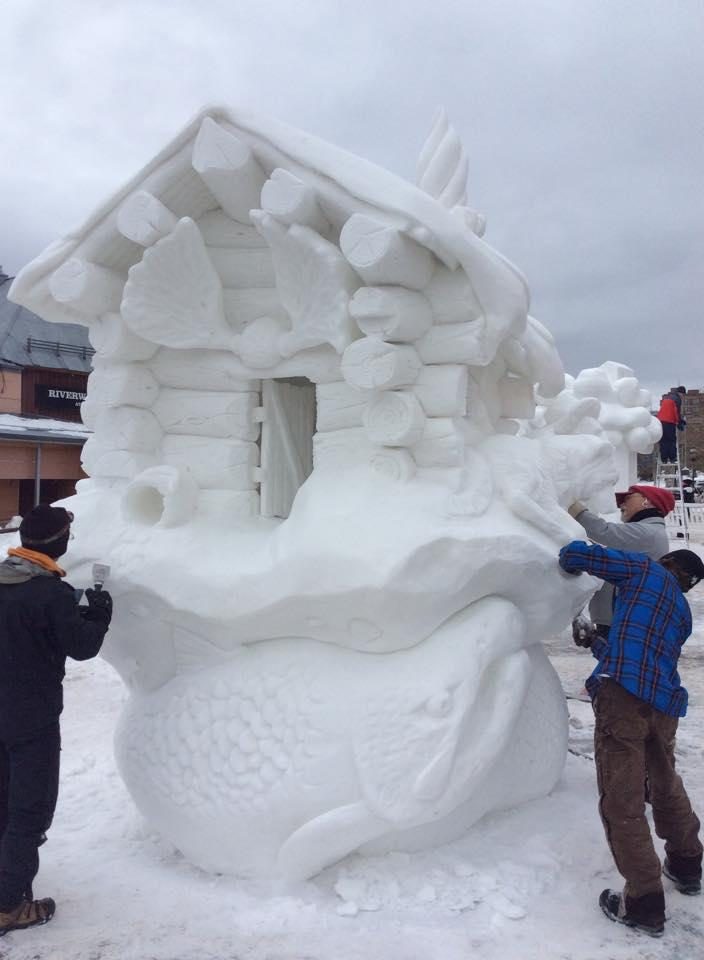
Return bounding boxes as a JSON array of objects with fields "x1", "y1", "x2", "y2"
[
  {"x1": 530, "y1": 361, "x2": 661, "y2": 512},
  {"x1": 9, "y1": 106, "x2": 624, "y2": 887}
]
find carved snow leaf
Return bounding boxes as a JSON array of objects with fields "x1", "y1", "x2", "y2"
[
  {"x1": 417, "y1": 109, "x2": 486, "y2": 235},
  {"x1": 251, "y1": 211, "x2": 358, "y2": 356},
  {"x1": 121, "y1": 217, "x2": 235, "y2": 350},
  {"x1": 416, "y1": 108, "x2": 469, "y2": 209}
]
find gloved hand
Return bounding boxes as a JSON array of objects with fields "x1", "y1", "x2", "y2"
[
  {"x1": 567, "y1": 501, "x2": 586, "y2": 519},
  {"x1": 677, "y1": 420, "x2": 686, "y2": 431},
  {"x1": 572, "y1": 615, "x2": 596, "y2": 648},
  {"x1": 83, "y1": 587, "x2": 113, "y2": 626}
]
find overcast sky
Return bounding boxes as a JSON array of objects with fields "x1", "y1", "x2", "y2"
[{"x1": 2, "y1": 0, "x2": 702, "y2": 401}]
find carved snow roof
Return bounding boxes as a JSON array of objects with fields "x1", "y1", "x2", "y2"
[{"x1": 9, "y1": 105, "x2": 527, "y2": 333}]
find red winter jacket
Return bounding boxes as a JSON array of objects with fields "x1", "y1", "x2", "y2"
[{"x1": 657, "y1": 394, "x2": 682, "y2": 425}]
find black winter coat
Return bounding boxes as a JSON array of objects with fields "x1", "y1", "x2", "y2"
[{"x1": 0, "y1": 574, "x2": 108, "y2": 738}]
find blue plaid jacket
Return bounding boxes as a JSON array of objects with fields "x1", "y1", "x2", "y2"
[{"x1": 559, "y1": 541, "x2": 692, "y2": 717}]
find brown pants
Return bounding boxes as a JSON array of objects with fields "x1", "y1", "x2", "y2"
[{"x1": 594, "y1": 679, "x2": 703, "y2": 902}]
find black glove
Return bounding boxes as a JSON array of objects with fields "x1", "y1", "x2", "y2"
[
  {"x1": 83, "y1": 587, "x2": 113, "y2": 626},
  {"x1": 677, "y1": 420, "x2": 686, "y2": 431},
  {"x1": 571, "y1": 616, "x2": 596, "y2": 649}
]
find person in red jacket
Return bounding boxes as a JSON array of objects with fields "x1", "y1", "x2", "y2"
[{"x1": 657, "y1": 386, "x2": 686, "y2": 463}]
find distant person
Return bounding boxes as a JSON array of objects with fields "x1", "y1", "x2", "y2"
[
  {"x1": 567, "y1": 484, "x2": 673, "y2": 645},
  {"x1": 0, "y1": 506, "x2": 112, "y2": 937},
  {"x1": 657, "y1": 386, "x2": 686, "y2": 463},
  {"x1": 559, "y1": 541, "x2": 704, "y2": 938}
]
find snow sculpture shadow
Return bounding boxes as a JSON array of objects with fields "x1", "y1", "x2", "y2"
[{"x1": 8, "y1": 106, "x2": 658, "y2": 887}]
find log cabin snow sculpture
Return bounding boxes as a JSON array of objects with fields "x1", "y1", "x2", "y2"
[{"x1": 10, "y1": 107, "x2": 638, "y2": 886}]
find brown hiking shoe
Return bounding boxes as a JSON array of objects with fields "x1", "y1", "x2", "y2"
[{"x1": 0, "y1": 897, "x2": 56, "y2": 936}]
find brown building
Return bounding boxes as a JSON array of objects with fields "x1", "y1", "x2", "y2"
[
  {"x1": 682, "y1": 388, "x2": 704, "y2": 478},
  {"x1": 0, "y1": 268, "x2": 92, "y2": 523}
]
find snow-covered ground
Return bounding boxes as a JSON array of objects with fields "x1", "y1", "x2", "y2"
[{"x1": 5, "y1": 543, "x2": 704, "y2": 960}]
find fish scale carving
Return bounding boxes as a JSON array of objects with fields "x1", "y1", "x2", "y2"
[{"x1": 120, "y1": 658, "x2": 330, "y2": 813}]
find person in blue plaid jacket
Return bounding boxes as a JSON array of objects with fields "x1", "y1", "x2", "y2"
[{"x1": 559, "y1": 541, "x2": 704, "y2": 938}]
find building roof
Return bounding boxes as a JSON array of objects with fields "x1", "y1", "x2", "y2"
[
  {"x1": 0, "y1": 271, "x2": 93, "y2": 372},
  {"x1": 0, "y1": 412, "x2": 90, "y2": 444}
]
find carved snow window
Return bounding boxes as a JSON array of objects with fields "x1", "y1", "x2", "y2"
[{"x1": 260, "y1": 378, "x2": 316, "y2": 519}]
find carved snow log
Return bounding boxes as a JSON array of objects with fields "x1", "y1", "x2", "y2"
[
  {"x1": 222, "y1": 288, "x2": 287, "y2": 329},
  {"x1": 500, "y1": 336, "x2": 530, "y2": 378},
  {"x1": 89, "y1": 312, "x2": 157, "y2": 362},
  {"x1": 496, "y1": 418, "x2": 520, "y2": 435},
  {"x1": 266, "y1": 346, "x2": 341, "y2": 384},
  {"x1": 122, "y1": 465, "x2": 199, "y2": 528},
  {"x1": 94, "y1": 406, "x2": 162, "y2": 452},
  {"x1": 260, "y1": 168, "x2": 329, "y2": 233},
  {"x1": 149, "y1": 344, "x2": 337, "y2": 389},
  {"x1": 369, "y1": 448, "x2": 416, "y2": 482},
  {"x1": 312, "y1": 427, "x2": 375, "y2": 470},
  {"x1": 498, "y1": 376, "x2": 536, "y2": 419},
  {"x1": 195, "y1": 210, "x2": 267, "y2": 247},
  {"x1": 49, "y1": 259, "x2": 124, "y2": 316},
  {"x1": 161, "y1": 435, "x2": 258, "y2": 490},
  {"x1": 349, "y1": 286, "x2": 432, "y2": 342},
  {"x1": 364, "y1": 391, "x2": 426, "y2": 446},
  {"x1": 152, "y1": 388, "x2": 260, "y2": 441},
  {"x1": 206, "y1": 247, "x2": 275, "y2": 288},
  {"x1": 117, "y1": 191, "x2": 178, "y2": 246},
  {"x1": 149, "y1": 348, "x2": 259, "y2": 392},
  {"x1": 80, "y1": 438, "x2": 157, "y2": 480},
  {"x1": 341, "y1": 338, "x2": 422, "y2": 391},
  {"x1": 152, "y1": 342, "x2": 338, "y2": 385},
  {"x1": 80, "y1": 396, "x2": 98, "y2": 430},
  {"x1": 412, "y1": 364, "x2": 468, "y2": 417},
  {"x1": 412, "y1": 418, "x2": 466, "y2": 468},
  {"x1": 88, "y1": 363, "x2": 160, "y2": 409},
  {"x1": 192, "y1": 118, "x2": 267, "y2": 224},
  {"x1": 415, "y1": 320, "x2": 484, "y2": 364},
  {"x1": 340, "y1": 214, "x2": 435, "y2": 290},
  {"x1": 424, "y1": 265, "x2": 483, "y2": 324},
  {"x1": 316, "y1": 381, "x2": 367, "y2": 431}
]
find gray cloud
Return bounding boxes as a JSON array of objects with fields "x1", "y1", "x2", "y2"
[{"x1": 2, "y1": 0, "x2": 702, "y2": 400}]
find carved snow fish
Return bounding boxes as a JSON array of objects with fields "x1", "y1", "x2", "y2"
[{"x1": 114, "y1": 596, "x2": 566, "y2": 886}]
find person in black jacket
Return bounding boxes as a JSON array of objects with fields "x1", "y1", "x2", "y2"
[{"x1": 0, "y1": 505, "x2": 112, "y2": 937}]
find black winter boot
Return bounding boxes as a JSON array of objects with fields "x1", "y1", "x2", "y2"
[
  {"x1": 598, "y1": 889, "x2": 665, "y2": 937},
  {"x1": 663, "y1": 855, "x2": 702, "y2": 895}
]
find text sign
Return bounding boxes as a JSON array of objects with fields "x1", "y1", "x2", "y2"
[{"x1": 35, "y1": 385, "x2": 87, "y2": 409}]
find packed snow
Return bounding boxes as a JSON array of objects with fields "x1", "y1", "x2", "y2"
[{"x1": 3, "y1": 538, "x2": 701, "y2": 960}]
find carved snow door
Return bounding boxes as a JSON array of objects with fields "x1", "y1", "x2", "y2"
[{"x1": 260, "y1": 379, "x2": 316, "y2": 518}]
